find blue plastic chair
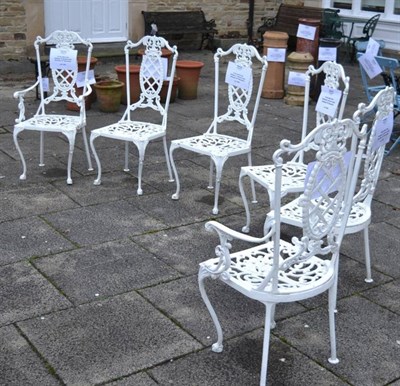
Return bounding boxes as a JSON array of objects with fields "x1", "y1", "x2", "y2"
[{"x1": 357, "y1": 53, "x2": 400, "y2": 155}]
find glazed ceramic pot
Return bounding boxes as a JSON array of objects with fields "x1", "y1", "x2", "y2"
[
  {"x1": 175, "y1": 60, "x2": 204, "y2": 100},
  {"x1": 115, "y1": 64, "x2": 141, "y2": 104},
  {"x1": 93, "y1": 80, "x2": 124, "y2": 112}
]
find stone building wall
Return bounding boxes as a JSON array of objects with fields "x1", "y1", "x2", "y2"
[{"x1": 0, "y1": 0, "x2": 27, "y2": 60}]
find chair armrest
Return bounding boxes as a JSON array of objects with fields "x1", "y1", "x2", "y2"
[
  {"x1": 202, "y1": 220, "x2": 275, "y2": 276},
  {"x1": 13, "y1": 80, "x2": 40, "y2": 123},
  {"x1": 205, "y1": 18, "x2": 217, "y2": 30}
]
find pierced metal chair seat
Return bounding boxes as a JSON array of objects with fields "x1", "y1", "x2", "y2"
[
  {"x1": 199, "y1": 118, "x2": 367, "y2": 386},
  {"x1": 268, "y1": 87, "x2": 396, "y2": 283},
  {"x1": 202, "y1": 239, "x2": 332, "y2": 296},
  {"x1": 240, "y1": 61, "x2": 350, "y2": 233},
  {"x1": 90, "y1": 36, "x2": 178, "y2": 195},
  {"x1": 13, "y1": 30, "x2": 94, "y2": 184},
  {"x1": 169, "y1": 43, "x2": 268, "y2": 215}
]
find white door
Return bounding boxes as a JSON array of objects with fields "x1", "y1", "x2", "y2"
[{"x1": 44, "y1": 0, "x2": 128, "y2": 42}]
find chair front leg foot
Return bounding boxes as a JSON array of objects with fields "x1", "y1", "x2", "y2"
[
  {"x1": 123, "y1": 168, "x2": 130, "y2": 172},
  {"x1": 39, "y1": 163, "x2": 45, "y2": 167},
  {"x1": 172, "y1": 193, "x2": 179, "y2": 200},
  {"x1": 328, "y1": 357, "x2": 339, "y2": 364},
  {"x1": 67, "y1": 178, "x2": 73, "y2": 185},
  {"x1": 242, "y1": 225, "x2": 250, "y2": 233},
  {"x1": 88, "y1": 167, "x2": 94, "y2": 171},
  {"x1": 94, "y1": 179, "x2": 101, "y2": 186},
  {"x1": 211, "y1": 342, "x2": 223, "y2": 353},
  {"x1": 19, "y1": 173, "x2": 26, "y2": 181},
  {"x1": 137, "y1": 188, "x2": 143, "y2": 195},
  {"x1": 212, "y1": 207, "x2": 219, "y2": 215}
]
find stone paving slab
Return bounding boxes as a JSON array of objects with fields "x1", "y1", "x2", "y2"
[
  {"x1": 276, "y1": 296, "x2": 400, "y2": 386},
  {"x1": 0, "y1": 216, "x2": 74, "y2": 266},
  {"x1": 42, "y1": 200, "x2": 166, "y2": 246},
  {"x1": 0, "y1": 261, "x2": 71, "y2": 326},
  {"x1": 106, "y1": 372, "x2": 157, "y2": 385},
  {"x1": 149, "y1": 331, "x2": 347, "y2": 386},
  {"x1": 0, "y1": 325, "x2": 61, "y2": 386},
  {"x1": 18, "y1": 292, "x2": 202, "y2": 385},
  {"x1": 34, "y1": 238, "x2": 181, "y2": 305}
]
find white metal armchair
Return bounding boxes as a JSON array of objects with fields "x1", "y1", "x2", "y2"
[
  {"x1": 169, "y1": 43, "x2": 268, "y2": 214},
  {"x1": 90, "y1": 36, "x2": 178, "y2": 195},
  {"x1": 13, "y1": 30, "x2": 94, "y2": 184},
  {"x1": 199, "y1": 118, "x2": 366, "y2": 386},
  {"x1": 240, "y1": 61, "x2": 350, "y2": 233},
  {"x1": 275, "y1": 87, "x2": 396, "y2": 283}
]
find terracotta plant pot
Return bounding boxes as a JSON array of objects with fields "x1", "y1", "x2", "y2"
[
  {"x1": 67, "y1": 56, "x2": 98, "y2": 111},
  {"x1": 160, "y1": 76, "x2": 180, "y2": 103},
  {"x1": 115, "y1": 64, "x2": 141, "y2": 104},
  {"x1": 176, "y1": 60, "x2": 204, "y2": 100},
  {"x1": 93, "y1": 80, "x2": 124, "y2": 112}
]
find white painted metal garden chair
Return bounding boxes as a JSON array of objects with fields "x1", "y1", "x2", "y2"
[
  {"x1": 13, "y1": 30, "x2": 94, "y2": 184},
  {"x1": 90, "y1": 36, "x2": 178, "y2": 194},
  {"x1": 199, "y1": 118, "x2": 367, "y2": 386},
  {"x1": 169, "y1": 44, "x2": 268, "y2": 214},
  {"x1": 239, "y1": 61, "x2": 350, "y2": 232},
  {"x1": 273, "y1": 87, "x2": 396, "y2": 283}
]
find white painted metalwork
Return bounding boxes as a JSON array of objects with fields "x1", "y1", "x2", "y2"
[
  {"x1": 13, "y1": 30, "x2": 93, "y2": 184},
  {"x1": 240, "y1": 61, "x2": 349, "y2": 232},
  {"x1": 90, "y1": 36, "x2": 178, "y2": 195},
  {"x1": 199, "y1": 118, "x2": 367, "y2": 386},
  {"x1": 169, "y1": 44, "x2": 268, "y2": 214},
  {"x1": 276, "y1": 87, "x2": 396, "y2": 283}
]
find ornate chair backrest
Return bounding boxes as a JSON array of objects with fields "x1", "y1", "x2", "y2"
[
  {"x1": 35, "y1": 30, "x2": 93, "y2": 115},
  {"x1": 258, "y1": 118, "x2": 366, "y2": 293},
  {"x1": 352, "y1": 86, "x2": 395, "y2": 207},
  {"x1": 297, "y1": 61, "x2": 350, "y2": 163},
  {"x1": 363, "y1": 14, "x2": 380, "y2": 38},
  {"x1": 122, "y1": 36, "x2": 178, "y2": 125},
  {"x1": 207, "y1": 43, "x2": 268, "y2": 145}
]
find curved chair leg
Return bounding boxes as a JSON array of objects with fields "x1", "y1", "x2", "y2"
[
  {"x1": 124, "y1": 141, "x2": 130, "y2": 172},
  {"x1": 198, "y1": 267, "x2": 223, "y2": 353},
  {"x1": 39, "y1": 131, "x2": 45, "y2": 166},
  {"x1": 13, "y1": 127, "x2": 27, "y2": 180},
  {"x1": 363, "y1": 227, "x2": 373, "y2": 283},
  {"x1": 328, "y1": 274, "x2": 339, "y2": 364},
  {"x1": 208, "y1": 159, "x2": 214, "y2": 189},
  {"x1": 247, "y1": 152, "x2": 257, "y2": 203},
  {"x1": 136, "y1": 140, "x2": 148, "y2": 196},
  {"x1": 169, "y1": 142, "x2": 181, "y2": 200},
  {"x1": 163, "y1": 135, "x2": 174, "y2": 182},
  {"x1": 239, "y1": 170, "x2": 252, "y2": 233},
  {"x1": 260, "y1": 302, "x2": 275, "y2": 386},
  {"x1": 63, "y1": 131, "x2": 76, "y2": 185},
  {"x1": 90, "y1": 132, "x2": 102, "y2": 186},
  {"x1": 81, "y1": 126, "x2": 93, "y2": 171},
  {"x1": 212, "y1": 157, "x2": 226, "y2": 215}
]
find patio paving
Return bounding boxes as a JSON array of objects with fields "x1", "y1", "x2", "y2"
[{"x1": 0, "y1": 47, "x2": 399, "y2": 385}]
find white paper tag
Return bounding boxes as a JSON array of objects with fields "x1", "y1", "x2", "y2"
[
  {"x1": 359, "y1": 53, "x2": 382, "y2": 79},
  {"x1": 296, "y1": 24, "x2": 317, "y2": 41},
  {"x1": 288, "y1": 71, "x2": 306, "y2": 87},
  {"x1": 49, "y1": 47, "x2": 77, "y2": 71},
  {"x1": 318, "y1": 47, "x2": 337, "y2": 62},
  {"x1": 372, "y1": 114, "x2": 394, "y2": 151},
  {"x1": 76, "y1": 69, "x2": 96, "y2": 88},
  {"x1": 266, "y1": 48, "x2": 286, "y2": 62},
  {"x1": 305, "y1": 151, "x2": 352, "y2": 199},
  {"x1": 41, "y1": 77, "x2": 49, "y2": 92},
  {"x1": 225, "y1": 61, "x2": 252, "y2": 90},
  {"x1": 365, "y1": 38, "x2": 380, "y2": 56},
  {"x1": 315, "y1": 86, "x2": 342, "y2": 117}
]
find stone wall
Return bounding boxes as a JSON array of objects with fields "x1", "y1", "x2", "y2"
[
  {"x1": 146, "y1": 0, "x2": 281, "y2": 38},
  {"x1": 0, "y1": 0, "x2": 27, "y2": 60}
]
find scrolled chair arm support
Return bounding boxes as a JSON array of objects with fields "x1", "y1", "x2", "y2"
[
  {"x1": 204, "y1": 220, "x2": 276, "y2": 277},
  {"x1": 13, "y1": 80, "x2": 40, "y2": 123}
]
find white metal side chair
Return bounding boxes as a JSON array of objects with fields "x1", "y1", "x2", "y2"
[
  {"x1": 13, "y1": 30, "x2": 94, "y2": 184},
  {"x1": 240, "y1": 61, "x2": 350, "y2": 233},
  {"x1": 169, "y1": 44, "x2": 268, "y2": 214},
  {"x1": 275, "y1": 87, "x2": 396, "y2": 283},
  {"x1": 199, "y1": 118, "x2": 366, "y2": 386},
  {"x1": 90, "y1": 36, "x2": 178, "y2": 194}
]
